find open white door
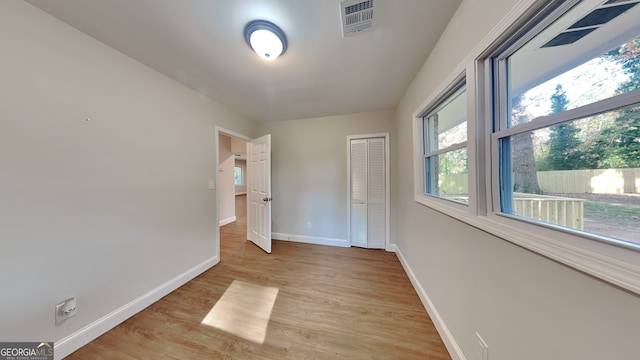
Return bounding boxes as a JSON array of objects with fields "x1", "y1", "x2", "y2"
[{"x1": 247, "y1": 134, "x2": 272, "y2": 253}]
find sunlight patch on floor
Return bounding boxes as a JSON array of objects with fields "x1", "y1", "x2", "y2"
[{"x1": 201, "y1": 280, "x2": 279, "y2": 344}]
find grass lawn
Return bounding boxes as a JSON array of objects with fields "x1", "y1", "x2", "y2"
[{"x1": 583, "y1": 201, "x2": 640, "y2": 224}]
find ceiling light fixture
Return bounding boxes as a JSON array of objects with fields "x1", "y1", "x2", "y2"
[{"x1": 244, "y1": 20, "x2": 288, "y2": 61}]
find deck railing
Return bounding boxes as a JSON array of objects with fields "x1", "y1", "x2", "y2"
[{"x1": 512, "y1": 193, "x2": 584, "y2": 230}]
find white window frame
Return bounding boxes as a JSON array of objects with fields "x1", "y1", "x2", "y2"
[
  {"x1": 421, "y1": 81, "x2": 469, "y2": 205},
  {"x1": 412, "y1": 0, "x2": 640, "y2": 295},
  {"x1": 413, "y1": 69, "x2": 481, "y2": 218}
]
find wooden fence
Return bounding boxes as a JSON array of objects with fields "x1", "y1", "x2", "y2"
[
  {"x1": 439, "y1": 168, "x2": 640, "y2": 195},
  {"x1": 537, "y1": 168, "x2": 640, "y2": 194}
]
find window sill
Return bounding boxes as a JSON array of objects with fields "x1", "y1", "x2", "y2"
[{"x1": 414, "y1": 193, "x2": 640, "y2": 295}]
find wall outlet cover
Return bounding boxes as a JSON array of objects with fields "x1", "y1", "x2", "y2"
[{"x1": 55, "y1": 297, "x2": 77, "y2": 325}]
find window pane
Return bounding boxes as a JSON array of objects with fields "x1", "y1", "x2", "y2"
[
  {"x1": 425, "y1": 148, "x2": 468, "y2": 203},
  {"x1": 424, "y1": 89, "x2": 467, "y2": 153},
  {"x1": 500, "y1": 105, "x2": 640, "y2": 245},
  {"x1": 234, "y1": 166, "x2": 242, "y2": 185},
  {"x1": 507, "y1": 6, "x2": 640, "y2": 127}
]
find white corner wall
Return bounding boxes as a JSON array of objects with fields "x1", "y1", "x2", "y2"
[
  {"x1": 0, "y1": 0, "x2": 256, "y2": 357},
  {"x1": 258, "y1": 111, "x2": 394, "y2": 247},
  {"x1": 395, "y1": 1, "x2": 640, "y2": 360}
]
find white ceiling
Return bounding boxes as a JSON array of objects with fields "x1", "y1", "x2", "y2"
[{"x1": 25, "y1": 0, "x2": 461, "y2": 122}]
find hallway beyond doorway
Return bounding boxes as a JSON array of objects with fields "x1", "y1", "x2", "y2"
[{"x1": 220, "y1": 194, "x2": 247, "y2": 260}]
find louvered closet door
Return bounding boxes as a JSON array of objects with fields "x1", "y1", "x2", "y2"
[
  {"x1": 350, "y1": 139, "x2": 368, "y2": 247},
  {"x1": 350, "y1": 137, "x2": 386, "y2": 249},
  {"x1": 366, "y1": 138, "x2": 386, "y2": 249}
]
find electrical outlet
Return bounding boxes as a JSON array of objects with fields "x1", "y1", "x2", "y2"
[
  {"x1": 476, "y1": 332, "x2": 488, "y2": 360},
  {"x1": 55, "y1": 297, "x2": 77, "y2": 325}
]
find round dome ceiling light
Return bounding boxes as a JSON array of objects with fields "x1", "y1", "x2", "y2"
[{"x1": 244, "y1": 20, "x2": 288, "y2": 61}]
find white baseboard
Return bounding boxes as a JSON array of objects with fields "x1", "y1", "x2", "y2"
[
  {"x1": 272, "y1": 232, "x2": 349, "y2": 247},
  {"x1": 394, "y1": 247, "x2": 465, "y2": 360},
  {"x1": 219, "y1": 216, "x2": 236, "y2": 226},
  {"x1": 386, "y1": 243, "x2": 397, "y2": 252},
  {"x1": 54, "y1": 256, "x2": 219, "y2": 360}
]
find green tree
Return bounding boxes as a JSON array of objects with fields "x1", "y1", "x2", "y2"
[
  {"x1": 511, "y1": 95, "x2": 542, "y2": 194},
  {"x1": 612, "y1": 38, "x2": 640, "y2": 93},
  {"x1": 601, "y1": 108, "x2": 640, "y2": 168},
  {"x1": 599, "y1": 37, "x2": 640, "y2": 168},
  {"x1": 545, "y1": 85, "x2": 586, "y2": 170},
  {"x1": 550, "y1": 83, "x2": 569, "y2": 114}
]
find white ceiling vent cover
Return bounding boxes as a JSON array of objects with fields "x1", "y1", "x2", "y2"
[{"x1": 340, "y1": 0, "x2": 375, "y2": 37}]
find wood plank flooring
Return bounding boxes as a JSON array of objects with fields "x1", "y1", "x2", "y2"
[{"x1": 66, "y1": 195, "x2": 451, "y2": 359}]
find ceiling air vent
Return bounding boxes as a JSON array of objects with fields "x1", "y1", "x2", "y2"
[{"x1": 340, "y1": 0, "x2": 375, "y2": 37}]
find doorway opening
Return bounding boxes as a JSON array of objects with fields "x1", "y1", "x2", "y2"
[
  {"x1": 218, "y1": 132, "x2": 248, "y2": 227},
  {"x1": 216, "y1": 127, "x2": 251, "y2": 261},
  {"x1": 216, "y1": 128, "x2": 273, "y2": 260}
]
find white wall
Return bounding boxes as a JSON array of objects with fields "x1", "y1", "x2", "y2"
[
  {"x1": 395, "y1": 1, "x2": 640, "y2": 360},
  {"x1": 258, "y1": 111, "x2": 394, "y2": 246},
  {"x1": 0, "y1": 0, "x2": 256, "y2": 355},
  {"x1": 235, "y1": 159, "x2": 247, "y2": 195},
  {"x1": 218, "y1": 134, "x2": 236, "y2": 225}
]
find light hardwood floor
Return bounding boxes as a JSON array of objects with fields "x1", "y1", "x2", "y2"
[{"x1": 66, "y1": 195, "x2": 451, "y2": 359}]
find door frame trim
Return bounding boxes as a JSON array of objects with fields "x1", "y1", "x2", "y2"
[
  {"x1": 346, "y1": 133, "x2": 391, "y2": 251},
  {"x1": 215, "y1": 126, "x2": 253, "y2": 260}
]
